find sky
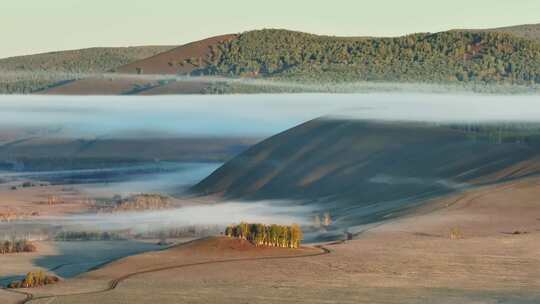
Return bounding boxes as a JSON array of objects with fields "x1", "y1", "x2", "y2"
[{"x1": 1, "y1": 0, "x2": 539, "y2": 59}]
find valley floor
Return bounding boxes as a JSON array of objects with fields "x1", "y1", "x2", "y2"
[{"x1": 3, "y1": 176, "x2": 540, "y2": 303}]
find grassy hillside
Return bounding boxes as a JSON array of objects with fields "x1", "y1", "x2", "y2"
[
  {"x1": 43, "y1": 35, "x2": 236, "y2": 95},
  {"x1": 116, "y1": 34, "x2": 237, "y2": 75},
  {"x1": 0, "y1": 46, "x2": 175, "y2": 94},
  {"x1": 193, "y1": 119, "x2": 540, "y2": 229}
]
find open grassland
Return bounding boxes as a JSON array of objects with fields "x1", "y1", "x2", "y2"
[{"x1": 3, "y1": 176, "x2": 539, "y2": 304}]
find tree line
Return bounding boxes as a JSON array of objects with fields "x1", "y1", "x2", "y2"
[
  {"x1": 0, "y1": 239, "x2": 36, "y2": 254},
  {"x1": 54, "y1": 231, "x2": 124, "y2": 241},
  {"x1": 225, "y1": 223, "x2": 303, "y2": 249}
]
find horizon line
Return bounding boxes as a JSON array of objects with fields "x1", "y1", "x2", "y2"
[{"x1": 1, "y1": 21, "x2": 539, "y2": 60}]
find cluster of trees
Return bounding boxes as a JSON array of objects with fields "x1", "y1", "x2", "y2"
[
  {"x1": 314, "y1": 212, "x2": 332, "y2": 228},
  {"x1": 134, "y1": 225, "x2": 222, "y2": 240},
  {"x1": 54, "y1": 231, "x2": 124, "y2": 241},
  {"x1": 7, "y1": 271, "x2": 59, "y2": 289},
  {"x1": 0, "y1": 212, "x2": 15, "y2": 222},
  {"x1": 225, "y1": 223, "x2": 303, "y2": 248},
  {"x1": 0, "y1": 239, "x2": 37, "y2": 254},
  {"x1": 102, "y1": 194, "x2": 171, "y2": 213},
  {"x1": 200, "y1": 29, "x2": 540, "y2": 86}
]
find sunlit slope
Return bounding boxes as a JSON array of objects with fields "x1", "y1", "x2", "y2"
[
  {"x1": 45, "y1": 35, "x2": 236, "y2": 95},
  {"x1": 194, "y1": 119, "x2": 540, "y2": 226},
  {"x1": 116, "y1": 34, "x2": 237, "y2": 75}
]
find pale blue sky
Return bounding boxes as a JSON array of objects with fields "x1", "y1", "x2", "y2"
[{"x1": 2, "y1": 0, "x2": 539, "y2": 59}]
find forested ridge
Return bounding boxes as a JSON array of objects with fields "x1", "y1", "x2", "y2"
[
  {"x1": 200, "y1": 29, "x2": 540, "y2": 85},
  {"x1": 2, "y1": 27, "x2": 540, "y2": 94}
]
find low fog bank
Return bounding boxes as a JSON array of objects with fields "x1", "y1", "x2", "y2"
[
  {"x1": 77, "y1": 162, "x2": 222, "y2": 196},
  {"x1": 59, "y1": 201, "x2": 313, "y2": 231},
  {"x1": 320, "y1": 93, "x2": 540, "y2": 123},
  {"x1": 3, "y1": 93, "x2": 540, "y2": 139},
  {"x1": 1, "y1": 71, "x2": 539, "y2": 94},
  {"x1": 0, "y1": 162, "x2": 221, "y2": 196},
  {"x1": 2, "y1": 201, "x2": 314, "y2": 238}
]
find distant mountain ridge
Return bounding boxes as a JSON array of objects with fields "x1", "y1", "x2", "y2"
[
  {"x1": 0, "y1": 46, "x2": 176, "y2": 94},
  {"x1": 2, "y1": 23, "x2": 540, "y2": 95},
  {"x1": 0, "y1": 46, "x2": 177, "y2": 72}
]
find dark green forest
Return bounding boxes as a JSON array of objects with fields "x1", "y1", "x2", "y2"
[
  {"x1": 201, "y1": 29, "x2": 540, "y2": 85},
  {"x1": 2, "y1": 28, "x2": 540, "y2": 94}
]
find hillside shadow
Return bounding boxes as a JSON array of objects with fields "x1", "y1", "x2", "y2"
[{"x1": 0, "y1": 240, "x2": 164, "y2": 287}]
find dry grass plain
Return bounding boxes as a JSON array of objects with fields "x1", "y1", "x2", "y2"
[
  {"x1": 0, "y1": 183, "x2": 91, "y2": 220},
  {"x1": 0, "y1": 181, "x2": 219, "y2": 220},
  {"x1": 1, "y1": 176, "x2": 538, "y2": 304}
]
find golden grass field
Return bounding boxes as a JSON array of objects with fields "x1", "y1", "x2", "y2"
[{"x1": 2, "y1": 176, "x2": 540, "y2": 304}]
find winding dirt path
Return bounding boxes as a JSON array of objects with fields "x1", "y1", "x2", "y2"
[{"x1": 4, "y1": 244, "x2": 330, "y2": 304}]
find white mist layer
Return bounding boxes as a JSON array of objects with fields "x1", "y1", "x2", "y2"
[
  {"x1": 43, "y1": 201, "x2": 314, "y2": 233},
  {"x1": 1, "y1": 71, "x2": 538, "y2": 93},
  {"x1": 2, "y1": 93, "x2": 540, "y2": 139}
]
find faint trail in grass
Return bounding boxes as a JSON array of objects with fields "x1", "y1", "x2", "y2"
[{"x1": 21, "y1": 244, "x2": 331, "y2": 304}]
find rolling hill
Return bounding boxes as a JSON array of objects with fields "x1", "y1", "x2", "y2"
[
  {"x1": 46, "y1": 28, "x2": 540, "y2": 95},
  {"x1": 3, "y1": 24, "x2": 540, "y2": 95},
  {"x1": 0, "y1": 46, "x2": 176, "y2": 94},
  {"x1": 44, "y1": 35, "x2": 236, "y2": 95},
  {"x1": 199, "y1": 29, "x2": 540, "y2": 86},
  {"x1": 116, "y1": 34, "x2": 237, "y2": 75},
  {"x1": 193, "y1": 118, "x2": 540, "y2": 230}
]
